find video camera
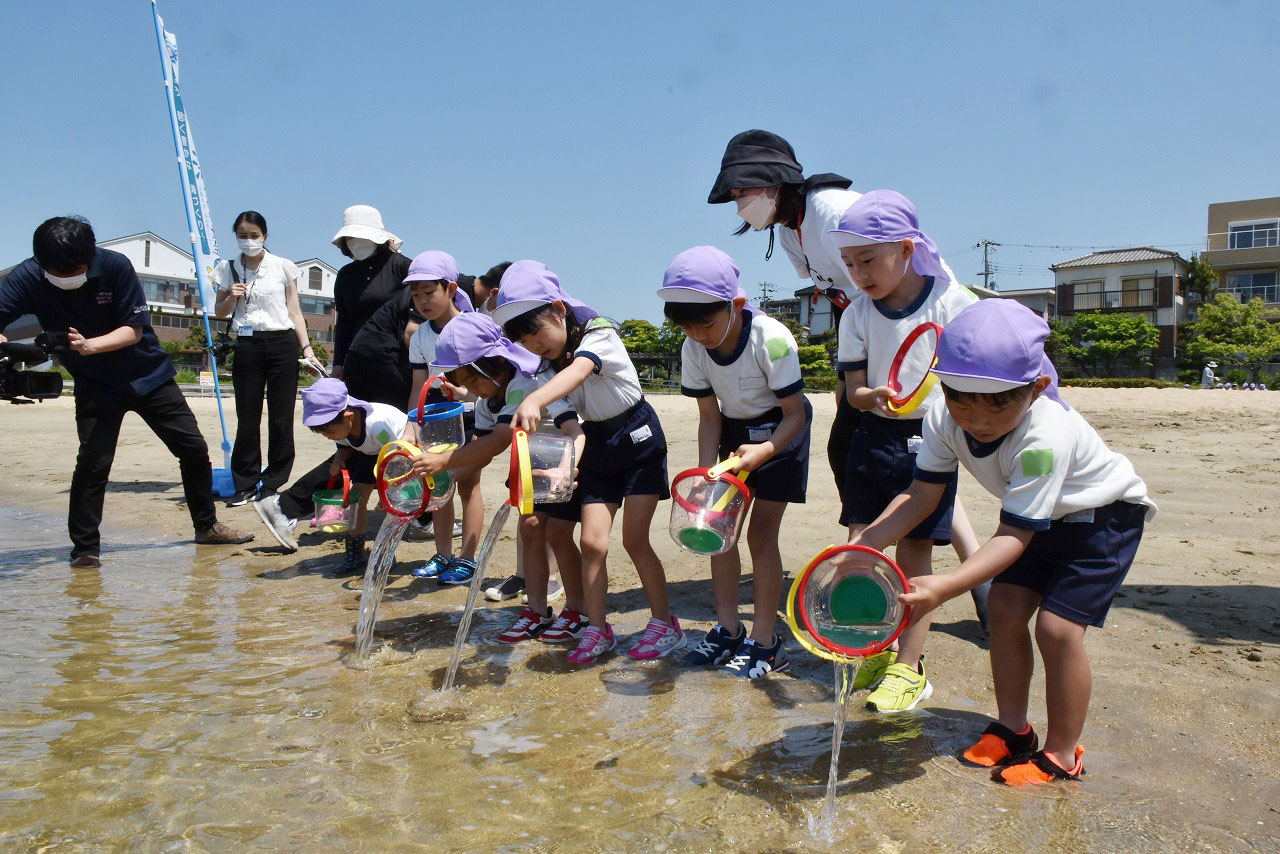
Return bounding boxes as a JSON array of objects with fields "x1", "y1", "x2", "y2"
[{"x1": 0, "y1": 332, "x2": 68, "y2": 404}]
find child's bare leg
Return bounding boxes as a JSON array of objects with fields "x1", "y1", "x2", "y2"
[
  {"x1": 579, "y1": 502, "x2": 617, "y2": 628},
  {"x1": 431, "y1": 498, "x2": 454, "y2": 557},
  {"x1": 893, "y1": 538, "x2": 934, "y2": 666},
  {"x1": 514, "y1": 533, "x2": 525, "y2": 579},
  {"x1": 519, "y1": 513, "x2": 551, "y2": 612},
  {"x1": 744, "y1": 499, "x2": 788, "y2": 644},
  {"x1": 710, "y1": 549, "x2": 743, "y2": 634},
  {"x1": 1035, "y1": 609, "x2": 1091, "y2": 758},
  {"x1": 350, "y1": 486, "x2": 375, "y2": 537},
  {"x1": 987, "y1": 583, "x2": 1041, "y2": 731},
  {"x1": 456, "y1": 469, "x2": 483, "y2": 560},
  {"x1": 620, "y1": 494, "x2": 670, "y2": 623},
  {"x1": 546, "y1": 518, "x2": 584, "y2": 612}
]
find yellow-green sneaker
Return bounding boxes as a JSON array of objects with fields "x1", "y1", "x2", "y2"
[
  {"x1": 865, "y1": 660, "x2": 933, "y2": 714},
  {"x1": 852, "y1": 649, "x2": 898, "y2": 690}
]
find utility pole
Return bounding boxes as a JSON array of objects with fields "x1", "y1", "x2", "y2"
[
  {"x1": 979, "y1": 240, "x2": 999, "y2": 291},
  {"x1": 758, "y1": 280, "x2": 775, "y2": 307}
]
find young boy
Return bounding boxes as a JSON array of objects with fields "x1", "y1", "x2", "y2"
[
  {"x1": 300, "y1": 378, "x2": 417, "y2": 575},
  {"x1": 659, "y1": 246, "x2": 811, "y2": 679},
  {"x1": 850, "y1": 298, "x2": 1154, "y2": 784},
  {"x1": 829, "y1": 190, "x2": 978, "y2": 712}
]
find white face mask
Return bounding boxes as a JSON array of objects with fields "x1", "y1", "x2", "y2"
[
  {"x1": 46, "y1": 271, "x2": 88, "y2": 290},
  {"x1": 735, "y1": 190, "x2": 777, "y2": 231},
  {"x1": 237, "y1": 238, "x2": 264, "y2": 256},
  {"x1": 346, "y1": 237, "x2": 378, "y2": 261}
]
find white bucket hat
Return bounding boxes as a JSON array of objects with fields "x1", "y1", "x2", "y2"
[{"x1": 331, "y1": 205, "x2": 403, "y2": 253}]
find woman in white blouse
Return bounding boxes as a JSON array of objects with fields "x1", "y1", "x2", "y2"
[{"x1": 215, "y1": 211, "x2": 325, "y2": 506}]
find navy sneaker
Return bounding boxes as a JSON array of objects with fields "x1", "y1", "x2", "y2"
[
  {"x1": 681, "y1": 624, "x2": 746, "y2": 666},
  {"x1": 411, "y1": 553, "x2": 452, "y2": 579},
  {"x1": 437, "y1": 556, "x2": 479, "y2": 586},
  {"x1": 723, "y1": 634, "x2": 790, "y2": 680}
]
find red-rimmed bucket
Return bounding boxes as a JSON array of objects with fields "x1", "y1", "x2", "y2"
[
  {"x1": 790, "y1": 544, "x2": 911, "y2": 660},
  {"x1": 376, "y1": 440, "x2": 455, "y2": 518},
  {"x1": 668, "y1": 458, "x2": 752, "y2": 555}
]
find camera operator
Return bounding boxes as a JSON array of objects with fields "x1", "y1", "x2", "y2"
[{"x1": 0, "y1": 216, "x2": 253, "y2": 567}]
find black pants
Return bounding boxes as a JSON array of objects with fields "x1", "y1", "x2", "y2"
[
  {"x1": 231, "y1": 331, "x2": 299, "y2": 494},
  {"x1": 71, "y1": 379, "x2": 218, "y2": 557}
]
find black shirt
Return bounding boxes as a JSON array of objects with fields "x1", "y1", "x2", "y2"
[
  {"x1": 332, "y1": 248, "x2": 411, "y2": 366},
  {"x1": 343, "y1": 288, "x2": 424, "y2": 400},
  {"x1": 0, "y1": 249, "x2": 175, "y2": 396}
]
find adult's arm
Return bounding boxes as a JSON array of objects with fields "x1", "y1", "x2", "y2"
[{"x1": 67, "y1": 324, "x2": 143, "y2": 356}]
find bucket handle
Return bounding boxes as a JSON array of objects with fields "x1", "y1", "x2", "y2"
[
  {"x1": 417, "y1": 374, "x2": 454, "y2": 427},
  {"x1": 509, "y1": 429, "x2": 534, "y2": 515},
  {"x1": 707, "y1": 455, "x2": 750, "y2": 512},
  {"x1": 324, "y1": 467, "x2": 351, "y2": 506}
]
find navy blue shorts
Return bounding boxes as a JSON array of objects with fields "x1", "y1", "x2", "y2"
[
  {"x1": 579, "y1": 400, "x2": 670, "y2": 505},
  {"x1": 533, "y1": 488, "x2": 582, "y2": 523},
  {"x1": 345, "y1": 449, "x2": 376, "y2": 485},
  {"x1": 718, "y1": 398, "x2": 812, "y2": 505},
  {"x1": 996, "y1": 500, "x2": 1146, "y2": 628},
  {"x1": 840, "y1": 414, "x2": 956, "y2": 543}
]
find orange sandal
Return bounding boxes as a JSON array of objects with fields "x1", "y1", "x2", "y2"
[
  {"x1": 963, "y1": 722, "x2": 1039, "y2": 767},
  {"x1": 993, "y1": 745, "x2": 1085, "y2": 786}
]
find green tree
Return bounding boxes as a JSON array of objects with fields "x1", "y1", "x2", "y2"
[
  {"x1": 656, "y1": 319, "x2": 686, "y2": 355},
  {"x1": 1184, "y1": 253, "x2": 1219, "y2": 304},
  {"x1": 1051, "y1": 313, "x2": 1160, "y2": 377},
  {"x1": 1183, "y1": 293, "x2": 1280, "y2": 382},
  {"x1": 796, "y1": 344, "x2": 829, "y2": 376},
  {"x1": 618, "y1": 318, "x2": 662, "y2": 354},
  {"x1": 768, "y1": 311, "x2": 806, "y2": 342}
]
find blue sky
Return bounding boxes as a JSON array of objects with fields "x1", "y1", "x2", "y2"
[{"x1": 1, "y1": 1, "x2": 1276, "y2": 321}]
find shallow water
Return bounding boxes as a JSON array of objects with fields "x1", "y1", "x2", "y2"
[{"x1": 0, "y1": 505, "x2": 1271, "y2": 852}]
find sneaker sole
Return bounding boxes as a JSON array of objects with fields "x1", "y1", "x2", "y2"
[
  {"x1": 253, "y1": 502, "x2": 298, "y2": 552},
  {"x1": 867, "y1": 680, "x2": 934, "y2": 715}
]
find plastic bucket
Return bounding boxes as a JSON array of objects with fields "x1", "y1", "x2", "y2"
[
  {"x1": 312, "y1": 469, "x2": 354, "y2": 533},
  {"x1": 412, "y1": 376, "x2": 466, "y2": 448},
  {"x1": 509, "y1": 430, "x2": 575, "y2": 514},
  {"x1": 668, "y1": 460, "x2": 751, "y2": 556},
  {"x1": 793, "y1": 544, "x2": 911, "y2": 658},
  {"x1": 376, "y1": 440, "x2": 455, "y2": 518}
]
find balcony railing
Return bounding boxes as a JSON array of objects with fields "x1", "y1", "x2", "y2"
[{"x1": 1072, "y1": 289, "x2": 1154, "y2": 311}]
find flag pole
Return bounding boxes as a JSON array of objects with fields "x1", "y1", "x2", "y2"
[{"x1": 150, "y1": 0, "x2": 234, "y2": 496}]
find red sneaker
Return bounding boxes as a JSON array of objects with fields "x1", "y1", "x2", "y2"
[
  {"x1": 538, "y1": 607, "x2": 589, "y2": 644},
  {"x1": 497, "y1": 608, "x2": 553, "y2": 644}
]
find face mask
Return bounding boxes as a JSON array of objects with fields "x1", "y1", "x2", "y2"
[
  {"x1": 346, "y1": 237, "x2": 378, "y2": 261},
  {"x1": 46, "y1": 271, "x2": 88, "y2": 290},
  {"x1": 237, "y1": 238, "x2": 264, "y2": 256},
  {"x1": 736, "y1": 191, "x2": 777, "y2": 231}
]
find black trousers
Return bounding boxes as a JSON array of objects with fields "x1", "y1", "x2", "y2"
[
  {"x1": 826, "y1": 387, "x2": 862, "y2": 501},
  {"x1": 231, "y1": 331, "x2": 299, "y2": 494},
  {"x1": 71, "y1": 379, "x2": 217, "y2": 557}
]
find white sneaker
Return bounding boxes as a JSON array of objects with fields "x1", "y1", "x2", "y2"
[
  {"x1": 253, "y1": 494, "x2": 298, "y2": 552},
  {"x1": 523, "y1": 577, "x2": 565, "y2": 605}
]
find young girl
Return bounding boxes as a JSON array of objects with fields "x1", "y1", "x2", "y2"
[
  {"x1": 494, "y1": 260, "x2": 681, "y2": 665},
  {"x1": 400, "y1": 251, "x2": 482, "y2": 585},
  {"x1": 409, "y1": 313, "x2": 586, "y2": 641},
  {"x1": 300, "y1": 378, "x2": 417, "y2": 575}
]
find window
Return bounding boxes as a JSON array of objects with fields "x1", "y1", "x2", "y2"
[
  {"x1": 308, "y1": 266, "x2": 322, "y2": 291},
  {"x1": 299, "y1": 296, "x2": 332, "y2": 315},
  {"x1": 1120, "y1": 277, "x2": 1155, "y2": 308},
  {"x1": 1224, "y1": 270, "x2": 1279, "y2": 304},
  {"x1": 1228, "y1": 220, "x2": 1280, "y2": 250},
  {"x1": 1072, "y1": 280, "x2": 1106, "y2": 310},
  {"x1": 144, "y1": 239, "x2": 151, "y2": 267},
  {"x1": 140, "y1": 276, "x2": 181, "y2": 305}
]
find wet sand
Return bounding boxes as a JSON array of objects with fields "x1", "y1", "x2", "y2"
[{"x1": 0, "y1": 389, "x2": 1277, "y2": 851}]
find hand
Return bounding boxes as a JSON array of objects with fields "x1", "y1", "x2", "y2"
[
  {"x1": 0, "y1": 332, "x2": 8, "y2": 344},
  {"x1": 330, "y1": 364, "x2": 344, "y2": 380},
  {"x1": 229, "y1": 283, "x2": 248, "y2": 299},
  {"x1": 513, "y1": 398, "x2": 543, "y2": 432},
  {"x1": 899, "y1": 574, "x2": 947, "y2": 627},
  {"x1": 731, "y1": 442, "x2": 773, "y2": 474},
  {"x1": 410, "y1": 451, "x2": 446, "y2": 478},
  {"x1": 301, "y1": 354, "x2": 327, "y2": 376},
  {"x1": 67, "y1": 327, "x2": 95, "y2": 356},
  {"x1": 328, "y1": 458, "x2": 344, "y2": 478},
  {"x1": 440, "y1": 379, "x2": 468, "y2": 401},
  {"x1": 827, "y1": 543, "x2": 881, "y2": 581},
  {"x1": 868, "y1": 385, "x2": 895, "y2": 417}
]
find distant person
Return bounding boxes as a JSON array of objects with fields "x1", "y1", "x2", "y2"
[
  {"x1": 1200, "y1": 360, "x2": 1217, "y2": 389},
  {"x1": 0, "y1": 216, "x2": 253, "y2": 566},
  {"x1": 470, "y1": 261, "x2": 513, "y2": 316},
  {"x1": 213, "y1": 211, "x2": 325, "y2": 506}
]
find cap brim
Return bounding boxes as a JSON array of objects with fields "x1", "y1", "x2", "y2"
[
  {"x1": 490, "y1": 298, "x2": 548, "y2": 328},
  {"x1": 403, "y1": 272, "x2": 453, "y2": 283},
  {"x1": 828, "y1": 229, "x2": 884, "y2": 249},
  {"x1": 302, "y1": 409, "x2": 342, "y2": 427},
  {"x1": 934, "y1": 371, "x2": 1031, "y2": 393},
  {"x1": 656, "y1": 286, "x2": 728, "y2": 304}
]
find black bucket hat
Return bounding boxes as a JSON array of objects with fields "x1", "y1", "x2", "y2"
[{"x1": 707, "y1": 129, "x2": 806, "y2": 204}]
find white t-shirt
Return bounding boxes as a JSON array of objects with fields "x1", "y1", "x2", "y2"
[
  {"x1": 214, "y1": 250, "x2": 299, "y2": 333},
  {"x1": 408, "y1": 319, "x2": 448, "y2": 370},
  {"x1": 680, "y1": 311, "x2": 804, "y2": 419},
  {"x1": 339, "y1": 402, "x2": 409, "y2": 455},
  {"x1": 836, "y1": 277, "x2": 979, "y2": 421},
  {"x1": 915, "y1": 396, "x2": 1157, "y2": 529},
  {"x1": 564, "y1": 318, "x2": 643, "y2": 423},
  {"x1": 474, "y1": 369, "x2": 577, "y2": 434},
  {"x1": 779, "y1": 186, "x2": 863, "y2": 300}
]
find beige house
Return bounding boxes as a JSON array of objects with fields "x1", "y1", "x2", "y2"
[{"x1": 1203, "y1": 196, "x2": 1280, "y2": 306}]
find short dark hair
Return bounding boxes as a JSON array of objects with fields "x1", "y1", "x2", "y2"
[
  {"x1": 233, "y1": 210, "x2": 268, "y2": 237},
  {"x1": 663, "y1": 300, "x2": 732, "y2": 326},
  {"x1": 941, "y1": 380, "x2": 1037, "y2": 408},
  {"x1": 502, "y1": 304, "x2": 585, "y2": 365},
  {"x1": 473, "y1": 261, "x2": 513, "y2": 308},
  {"x1": 307, "y1": 406, "x2": 354, "y2": 433},
  {"x1": 33, "y1": 216, "x2": 96, "y2": 273},
  {"x1": 455, "y1": 273, "x2": 477, "y2": 307}
]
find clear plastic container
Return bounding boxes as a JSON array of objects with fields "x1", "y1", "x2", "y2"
[
  {"x1": 668, "y1": 462, "x2": 751, "y2": 556},
  {"x1": 509, "y1": 430, "x2": 575, "y2": 513},
  {"x1": 312, "y1": 469, "x2": 354, "y2": 533},
  {"x1": 794, "y1": 544, "x2": 910, "y2": 658},
  {"x1": 376, "y1": 441, "x2": 455, "y2": 518}
]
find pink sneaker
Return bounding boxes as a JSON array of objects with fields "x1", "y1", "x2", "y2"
[
  {"x1": 626, "y1": 614, "x2": 686, "y2": 660},
  {"x1": 565, "y1": 624, "x2": 615, "y2": 665},
  {"x1": 539, "y1": 607, "x2": 589, "y2": 644}
]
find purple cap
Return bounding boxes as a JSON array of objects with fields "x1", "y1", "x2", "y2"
[
  {"x1": 404, "y1": 250, "x2": 473, "y2": 313},
  {"x1": 431, "y1": 312, "x2": 542, "y2": 377},
  {"x1": 301, "y1": 377, "x2": 374, "y2": 426},
  {"x1": 829, "y1": 190, "x2": 952, "y2": 285},
  {"x1": 933, "y1": 300, "x2": 1067, "y2": 409},
  {"x1": 490, "y1": 260, "x2": 599, "y2": 328}
]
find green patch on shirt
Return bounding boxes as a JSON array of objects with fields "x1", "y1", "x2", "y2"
[
  {"x1": 376, "y1": 428, "x2": 394, "y2": 445},
  {"x1": 1020, "y1": 448, "x2": 1054, "y2": 477},
  {"x1": 765, "y1": 336, "x2": 792, "y2": 361},
  {"x1": 586, "y1": 317, "x2": 612, "y2": 331},
  {"x1": 506, "y1": 388, "x2": 526, "y2": 407}
]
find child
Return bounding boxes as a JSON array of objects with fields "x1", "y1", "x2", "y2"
[
  {"x1": 401, "y1": 251, "x2": 481, "y2": 585},
  {"x1": 494, "y1": 260, "x2": 680, "y2": 665},
  {"x1": 658, "y1": 246, "x2": 811, "y2": 679},
  {"x1": 409, "y1": 313, "x2": 587, "y2": 641},
  {"x1": 849, "y1": 299, "x2": 1155, "y2": 784},
  {"x1": 300, "y1": 378, "x2": 418, "y2": 575},
  {"x1": 829, "y1": 190, "x2": 979, "y2": 712}
]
